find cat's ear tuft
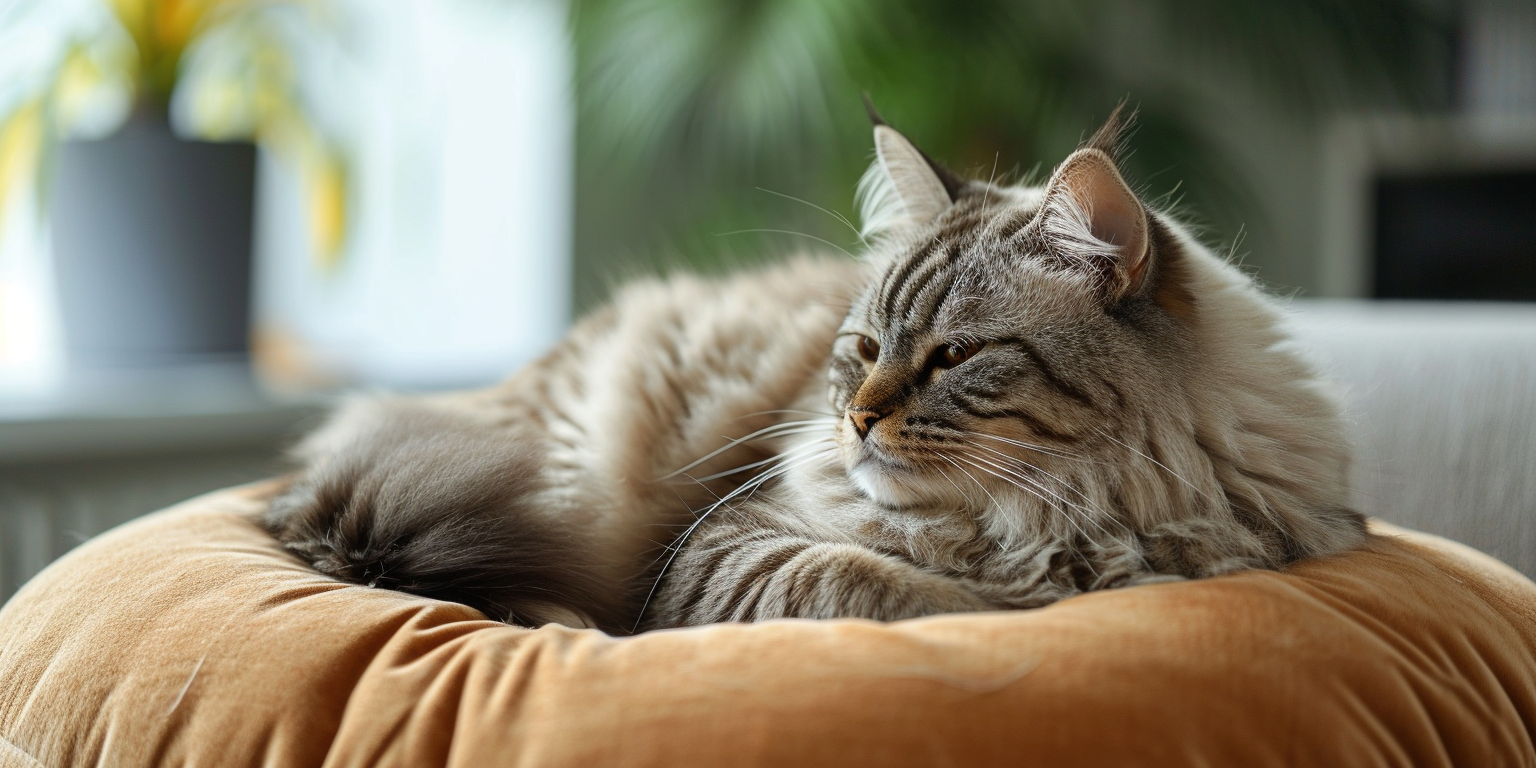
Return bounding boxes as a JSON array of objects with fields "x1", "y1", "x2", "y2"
[
  {"x1": 862, "y1": 92, "x2": 887, "y2": 127},
  {"x1": 1084, "y1": 99, "x2": 1134, "y2": 160},
  {"x1": 1037, "y1": 146, "x2": 1150, "y2": 300},
  {"x1": 857, "y1": 123, "x2": 961, "y2": 239}
]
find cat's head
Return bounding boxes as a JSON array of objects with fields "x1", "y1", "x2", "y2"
[
  {"x1": 823, "y1": 108, "x2": 1355, "y2": 560},
  {"x1": 827, "y1": 107, "x2": 1177, "y2": 509}
]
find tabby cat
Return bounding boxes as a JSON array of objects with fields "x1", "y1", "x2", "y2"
[{"x1": 267, "y1": 108, "x2": 1364, "y2": 633}]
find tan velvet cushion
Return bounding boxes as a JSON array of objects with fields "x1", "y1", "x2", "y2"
[{"x1": 1, "y1": 482, "x2": 1533, "y2": 767}]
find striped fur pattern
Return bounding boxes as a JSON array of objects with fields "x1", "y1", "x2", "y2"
[{"x1": 267, "y1": 112, "x2": 1364, "y2": 632}]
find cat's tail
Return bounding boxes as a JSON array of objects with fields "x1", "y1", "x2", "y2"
[{"x1": 264, "y1": 396, "x2": 621, "y2": 630}]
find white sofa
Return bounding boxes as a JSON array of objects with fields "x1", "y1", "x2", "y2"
[{"x1": 1292, "y1": 300, "x2": 1536, "y2": 577}]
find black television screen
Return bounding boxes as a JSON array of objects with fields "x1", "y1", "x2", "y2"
[{"x1": 1373, "y1": 169, "x2": 1536, "y2": 301}]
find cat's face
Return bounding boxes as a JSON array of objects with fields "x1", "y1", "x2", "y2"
[{"x1": 828, "y1": 118, "x2": 1180, "y2": 511}]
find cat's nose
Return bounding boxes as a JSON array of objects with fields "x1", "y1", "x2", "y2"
[{"x1": 847, "y1": 408, "x2": 886, "y2": 440}]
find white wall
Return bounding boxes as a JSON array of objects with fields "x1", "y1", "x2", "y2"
[{"x1": 253, "y1": 0, "x2": 574, "y2": 392}]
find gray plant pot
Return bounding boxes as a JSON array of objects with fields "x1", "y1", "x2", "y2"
[{"x1": 50, "y1": 107, "x2": 256, "y2": 370}]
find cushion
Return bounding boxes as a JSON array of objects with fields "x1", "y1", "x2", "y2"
[{"x1": 1, "y1": 482, "x2": 1533, "y2": 767}]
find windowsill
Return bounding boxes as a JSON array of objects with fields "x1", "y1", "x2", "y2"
[{"x1": 0, "y1": 361, "x2": 326, "y2": 464}]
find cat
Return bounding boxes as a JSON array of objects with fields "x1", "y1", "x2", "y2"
[{"x1": 266, "y1": 106, "x2": 1365, "y2": 633}]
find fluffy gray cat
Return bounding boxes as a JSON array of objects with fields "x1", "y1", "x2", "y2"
[{"x1": 266, "y1": 108, "x2": 1364, "y2": 633}]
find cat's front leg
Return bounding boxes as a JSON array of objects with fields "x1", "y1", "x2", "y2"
[
  {"x1": 759, "y1": 542, "x2": 999, "y2": 621},
  {"x1": 653, "y1": 530, "x2": 995, "y2": 627}
]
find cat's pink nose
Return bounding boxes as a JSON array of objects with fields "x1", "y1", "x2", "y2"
[{"x1": 847, "y1": 408, "x2": 885, "y2": 440}]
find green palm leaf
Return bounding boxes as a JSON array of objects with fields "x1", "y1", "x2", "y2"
[{"x1": 571, "y1": 0, "x2": 1452, "y2": 308}]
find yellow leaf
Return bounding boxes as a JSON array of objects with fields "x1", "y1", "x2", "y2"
[
  {"x1": 0, "y1": 101, "x2": 45, "y2": 245},
  {"x1": 54, "y1": 46, "x2": 107, "y2": 129},
  {"x1": 105, "y1": 0, "x2": 150, "y2": 42},
  {"x1": 306, "y1": 154, "x2": 347, "y2": 272},
  {"x1": 104, "y1": 0, "x2": 151, "y2": 83},
  {"x1": 155, "y1": 0, "x2": 205, "y2": 57}
]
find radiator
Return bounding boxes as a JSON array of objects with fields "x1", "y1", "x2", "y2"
[{"x1": 0, "y1": 452, "x2": 283, "y2": 600}]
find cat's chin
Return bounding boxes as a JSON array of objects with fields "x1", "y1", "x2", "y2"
[{"x1": 847, "y1": 460, "x2": 954, "y2": 511}]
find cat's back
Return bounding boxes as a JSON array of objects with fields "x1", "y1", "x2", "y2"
[
  {"x1": 566, "y1": 255, "x2": 864, "y2": 392},
  {"x1": 502, "y1": 255, "x2": 868, "y2": 562},
  {"x1": 268, "y1": 255, "x2": 867, "y2": 630}
]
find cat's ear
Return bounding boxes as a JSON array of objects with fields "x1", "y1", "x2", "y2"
[
  {"x1": 1036, "y1": 143, "x2": 1150, "y2": 300},
  {"x1": 857, "y1": 104, "x2": 962, "y2": 238},
  {"x1": 1035, "y1": 104, "x2": 1150, "y2": 299}
]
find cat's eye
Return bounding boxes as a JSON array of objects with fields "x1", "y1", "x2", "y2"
[
  {"x1": 934, "y1": 340, "x2": 982, "y2": 369},
  {"x1": 857, "y1": 335, "x2": 881, "y2": 362}
]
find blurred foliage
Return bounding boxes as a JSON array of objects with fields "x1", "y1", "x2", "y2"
[
  {"x1": 570, "y1": 0, "x2": 1455, "y2": 308},
  {"x1": 106, "y1": 0, "x2": 257, "y2": 100},
  {"x1": 0, "y1": 99, "x2": 46, "y2": 244},
  {"x1": 0, "y1": 0, "x2": 352, "y2": 268}
]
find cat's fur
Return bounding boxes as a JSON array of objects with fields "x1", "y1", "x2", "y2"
[{"x1": 266, "y1": 108, "x2": 1365, "y2": 632}]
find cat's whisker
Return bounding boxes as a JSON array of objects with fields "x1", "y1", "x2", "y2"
[
  {"x1": 936, "y1": 453, "x2": 1004, "y2": 512},
  {"x1": 738, "y1": 409, "x2": 841, "y2": 420},
  {"x1": 952, "y1": 454, "x2": 1085, "y2": 536},
  {"x1": 965, "y1": 443, "x2": 1120, "y2": 530},
  {"x1": 946, "y1": 452, "x2": 1122, "y2": 582},
  {"x1": 1093, "y1": 428, "x2": 1219, "y2": 504},
  {"x1": 977, "y1": 151, "x2": 1005, "y2": 235},
  {"x1": 964, "y1": 452, "x2": 1116, "y2": 543},
  {"x1": 686, "y1": 442, "x2": 836, "y2": 510},
  {"x1": 985, "y1": 152, "x2": 1000, "y2": 201},
  {"x1": 668, "y1": 440, "x2": 836, "y2": 547},
  {"x1": 964, "y1": 431, "x2": 1092, "y2": 463},
  {"x1": 635, "y1": 444, "x2": 838, "y2": 632},
  {"x1": 960, "y1": 448, "x2": 1073, "y2": 505},
  {"x1": 665, "y1": 443, "x2": 837, "y2": 557},
  {"x1": 733, "y1": 442, "x2": 838, "y2": 497},
  {"x1": 754, "y1": 187, "x2": 868, "y2": 246},
  {"x1": 687, "y1": 453, "x2": 799, "y2": 484},
  {"x1": 730, "y1": 425, "x2": 842, "y2": 453},
  {"x1": 956, "y1": 451, "x2": 1102, "y2": 546},
  {"x1": 750, "y1": 425, "x2": 841, "y2": 440},
  {"x1": 960, "y1": 448, "x2": 1148, "y2": 568},
  {"x1": 685, "y1": 448, "x2": 798, "y2": 485},
  {"x1": 655, "y1": 449, "x2": 833, "y2": 577},
  {"x1": 697, "y1": 424, "x2": 841, "y2": 458},
  {"x1": 954, "y1": 457, "x2": 1118, "y2": 580},
  {"x1": 931, "y1": 461, "x2": 982, "y2": 509},
  {"x1": 657, "y1": 420, "x2": 838, "y2": 480},
  {"x1": 725, "y1": 450, "x2": 838, "y2": 513},
  {"x1": 688, "y1": 437, "x2": 837, "y2": 483},
  {"x1": 715, "y1": 229, "x2": 856, "y2": 259}
]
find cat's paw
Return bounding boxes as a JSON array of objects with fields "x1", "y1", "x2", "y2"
[{"x1": 777, "y1": 543, "x2": 995, "y2": 621}]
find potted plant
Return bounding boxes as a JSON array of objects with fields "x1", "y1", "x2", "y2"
[{"x1": 0, "y1": 0, "x2": 349, "y2": 374}]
